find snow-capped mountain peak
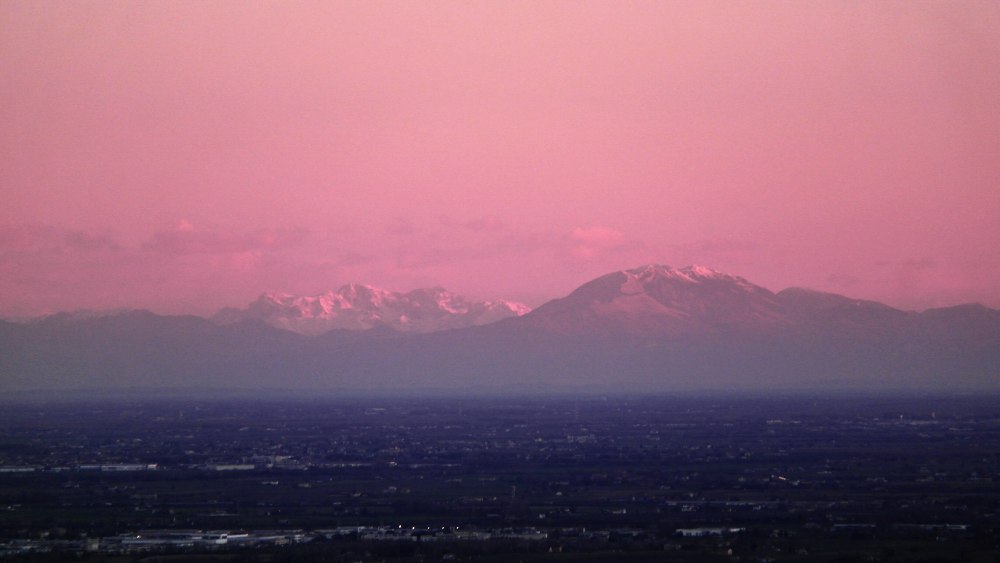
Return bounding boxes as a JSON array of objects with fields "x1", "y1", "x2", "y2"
[
  {"x1": 623, "y1": 264, "x2": 749, "y2": 284},
  {"x1": 521, "y1": 264, "x2": 788, "y2": 336},
  {"x1": 213, "y1": 285, "x2": 531, "y2": 335}
]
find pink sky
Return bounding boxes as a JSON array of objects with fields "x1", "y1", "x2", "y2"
[{"x1": 2, "y1": 1, "x2": 999, "y2": 317}]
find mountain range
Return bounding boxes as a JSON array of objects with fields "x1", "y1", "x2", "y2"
[
  {"x1": 2, "y1": 264, "x2": 998, "y2": 394},
  {"x1": 212, "y1": 285, "x2": 530, "y2": 335}
]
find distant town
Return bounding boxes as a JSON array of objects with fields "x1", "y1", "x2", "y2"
[{"x1": 1, "y1": 395, "x2": 999, "y2": 561}]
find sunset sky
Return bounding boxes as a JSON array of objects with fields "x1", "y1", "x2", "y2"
[{"x1": 2, "y1": 1, "x2": 999, "y2": 317}]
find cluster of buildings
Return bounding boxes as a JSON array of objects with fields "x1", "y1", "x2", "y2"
[
  {"x1": 0, "y1": 463, "x2": 158, "y2": 473},
  {"x1": 0, "y1": 525, "x2": 553, "y2": 557},
  {"x1": 0, "y1": 529, "x2": 306, "y2": 557}
]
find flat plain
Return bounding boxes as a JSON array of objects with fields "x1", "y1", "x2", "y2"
[{"x1": 1, "y1": 394, "x2": 999, "y2": 561}]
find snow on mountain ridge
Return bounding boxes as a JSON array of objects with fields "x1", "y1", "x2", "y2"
[
  {"x1": 622, "y1": 264, "x2": 754, "y2": 286},
  {"x1": 214, "y1": 284, "x2": 531, "y2": 335},
  {"x1": 521, "y1": 264, "x2": 790, "y2": 336}
]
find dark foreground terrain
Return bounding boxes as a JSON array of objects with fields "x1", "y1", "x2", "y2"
[{"x1": 1, "y1": 393, "x2": 1000, "y2": 562}]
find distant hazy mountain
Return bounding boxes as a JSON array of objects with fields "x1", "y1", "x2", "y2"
[
  {"x1": 519, "y1": 264, "x2": 919, "y2": 336},
  {"x1": 521, "y1": 265, "x2": 791, "y2": 336},
  {"x1": 212, "y1": 284, "x2": 530, "y2": 335},
  {"x1": 2, "y1": 265, "x2": 998, "y2": 394}
]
